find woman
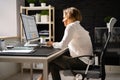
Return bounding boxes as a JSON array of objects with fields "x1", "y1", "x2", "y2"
[{"x1": 39, "y1": 7, "x2": 94, "y2": 80}]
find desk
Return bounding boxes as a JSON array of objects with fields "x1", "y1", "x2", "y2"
[{"x1": 0, "y1": 47, "x2": 68, "y2": 80}]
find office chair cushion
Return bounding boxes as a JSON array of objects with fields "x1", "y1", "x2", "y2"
[{"x1": 73, "y1": 65, "x2": 101, "y2": 78}]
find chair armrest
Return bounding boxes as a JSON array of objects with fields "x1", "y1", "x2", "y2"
[
  {"x1": 94, "y1": 49, "x2": 101, "y2": 56},
  {"x1": 73, "y1": 55, "x2": 94, "y2": 60},
  {"x1": 65, "y1": 55, "x2": 95, "y2": 76}
]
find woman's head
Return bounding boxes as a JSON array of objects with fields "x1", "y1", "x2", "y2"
[{"x1": 63, "y1": 7, "x2": 82, "y2": 26}]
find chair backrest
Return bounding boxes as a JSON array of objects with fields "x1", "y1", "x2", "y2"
[
  {"x1": 98, "y1": 17, "x2": 117, "y2": 79},
  {"x1": 100, "y1": 17, "x2": 117, "y2": 64}
]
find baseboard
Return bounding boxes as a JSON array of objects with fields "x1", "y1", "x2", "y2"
[{"x1": 106, "y1": 66, "x2": 120, "y2": 73}]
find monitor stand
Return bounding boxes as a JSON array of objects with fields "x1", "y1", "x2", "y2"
[{"x1": 24, "y1": 41, "x2": 38, "y2": 47}]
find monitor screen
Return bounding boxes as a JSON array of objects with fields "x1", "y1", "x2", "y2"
[{"x1": 20, "y1": 14, "x2": 40, "y2": 46}]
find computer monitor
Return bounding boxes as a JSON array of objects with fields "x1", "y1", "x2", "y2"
[{"x1": 20, "y1": 14, "x2": 40, "y2": 46}]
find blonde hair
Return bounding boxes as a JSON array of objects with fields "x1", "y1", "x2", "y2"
[{"x1": 63, "y1": 7, "x2": 82, "y2": 22}]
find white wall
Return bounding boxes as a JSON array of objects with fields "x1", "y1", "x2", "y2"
[
  {"x1": 0, "y1": 0, "x2": 24, "y2": 38},
  {"x1": 0, "y1": 0, "x2": 17, "y2": 38},
  {"x1": 0, "y1": 0, "x2": 24, "y2": 80},
  {"x1": 0, "y1": 62, "x2": 20, "y2": 80}
]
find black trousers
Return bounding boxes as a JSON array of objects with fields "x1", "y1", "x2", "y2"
[{"x1": 48, "y1": 50, "x2": 87, "y2": 80}]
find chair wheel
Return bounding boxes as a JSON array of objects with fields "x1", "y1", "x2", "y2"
[{"x1": 75, "y1": 74, "x2": 83, "y2": 80}]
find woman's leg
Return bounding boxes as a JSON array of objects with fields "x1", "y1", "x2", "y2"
[
  {"x1": 49, "y1": 54, "x2": 72, "y2": 80},
  {"x1": 49, "y1": 63, "x2": 62, "y2": 80},
  {"x1": 37, "y1": 50, "x2": 70, "y2": 80},
  {"x1": 49, "y1": 54, "x2": 87, "y2": 80}
]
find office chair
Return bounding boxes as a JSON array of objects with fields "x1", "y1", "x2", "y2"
[{"x1": 63, "y1": 17, "x2": 117, "y2": 80}]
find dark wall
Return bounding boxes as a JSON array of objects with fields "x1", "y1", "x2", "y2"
[{"x1": 25, "y1": 0, "x2": 120, "y2": 42}]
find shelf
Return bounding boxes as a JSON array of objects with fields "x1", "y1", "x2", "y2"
[
  {"x1": 20, "y1": 5, "x2": 55, "y2": 42},
  {"x1": 21, "y1": 5, "x2": 54, "y2": 10},
  {"x1": 20, "y1": 5, "x2": 55, "y2": 70},
  {"x1": 36, "y1": 21, "x2": 54, "y2": 24}
]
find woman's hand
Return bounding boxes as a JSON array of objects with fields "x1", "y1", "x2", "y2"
[{"x1": 47, "y1": 41, "x2": 53, "y2": 47}]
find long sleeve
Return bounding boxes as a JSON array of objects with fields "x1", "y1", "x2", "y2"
[
  {"x1": 53, "y1": 23, "x2": 75, "y2": 49},
  {"x1": 53, "y1": 21, "x2": 93, "y2": 64}
]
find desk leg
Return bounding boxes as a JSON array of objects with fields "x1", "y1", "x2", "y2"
[
  {"x1": 43, "y1": 61, "x2": 48, "y2": 80},
  {"x1": 21, "y1": 63, "x2": 23, "y2": 74},
  {"x1": 21, "y1": 63, "x2": 24, "y2": 80},
  {"x1": 30, "y1": 63, "x2": 33, "y2": 80}
]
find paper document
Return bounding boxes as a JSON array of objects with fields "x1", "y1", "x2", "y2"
[
  {"x1": 2, "y1": 50, "x2": 33, "y2": 53},
  {"x1": 1, "y1": 46, "x2": 34, "y2": 53}
]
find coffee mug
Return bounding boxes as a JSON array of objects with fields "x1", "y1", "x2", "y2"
[{"x1": 0, "y1": 39, "x2": 6, "y2": 50}]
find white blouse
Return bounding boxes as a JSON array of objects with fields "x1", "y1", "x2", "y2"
[{"x1": 53, "y1": 21, "x2": 94, "y2": 64}]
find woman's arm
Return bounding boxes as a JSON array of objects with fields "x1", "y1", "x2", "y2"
[{"x1": 53, "y1": 25, "x2": 75, "y2": 49}]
